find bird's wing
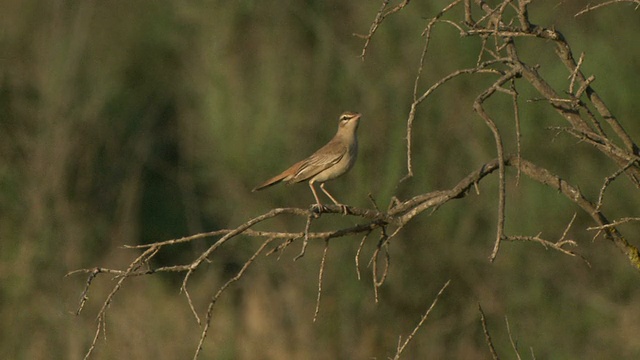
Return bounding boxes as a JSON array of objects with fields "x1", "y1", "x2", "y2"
[{"x1": 289, "y1": 144, "x2": 346, "y2": 183}]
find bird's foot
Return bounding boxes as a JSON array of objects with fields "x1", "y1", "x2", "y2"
[
  {"x1": 310, "y1": 203, "x2": 327, "y2": 217},
  {"x1": 310, "y1": 203, "x2": 350, "y2": 216},
  {"x1": 336, "y1": 204, "x2": 350, "y2": 215}
]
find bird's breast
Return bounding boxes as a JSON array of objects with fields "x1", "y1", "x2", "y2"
[{"x1": 311, "y1": 138, "x2": 357, "y2": 183}]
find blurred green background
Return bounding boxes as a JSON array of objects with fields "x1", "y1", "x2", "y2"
[{"x1": 2, "y1": 0, "x2": 640, "y2": 359}]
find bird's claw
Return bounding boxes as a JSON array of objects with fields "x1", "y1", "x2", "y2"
[
  {"x1": 311, "y1": 204, "x2": 326, "y2": 217},
  {"x1": 310, "y1": 203, "x2": 350, "y2": 216}
]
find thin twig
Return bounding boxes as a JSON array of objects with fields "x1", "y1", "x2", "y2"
[
  {"x1": 568, "y1": 52, "x2": 585, "y2": 94},
  {"x1": 392, "y1": 280, "x2": 451, "y2": 360},
  {"x1": 575, "y1": 0, "x2": 640, "y2": 16},
  {"x1": 502, "y1": 214, "x2": 591, "y2": 265},
  {"x1": 81, "y1": 245, "x2": 160, "y2": 359},
  {"x1": 474, "y1": 69, "x2": 523, "y2": 261},
  {"x1": 193, "y1": 237, "x2": 275, "y2": 359},
  {"x1": 511, "y1": 79, "x2": 522, "y2": 185},
  {"x1": 355, "y1": 230, "x2": 373, "y2": 280},
  {"x1": 183, "y1": 280, "x2": 201, "y2": 323},
  {"x1": 505, "y1": 316, "x2": 523, "y2": 360},
  {"x1": 478, "y1": 303, "x2": 500, "y2": 360},
  {"x1": 356, "y1": 0, "x2": 411, "y2": 60},
  {"x1": 70, "y1": 267, "x2": 101, "y2": 315},
  {"x1": 587, "y1": 217, "x2": 640, "y2": 230},
  {"x1": 370, "y1": 228, "x2": 391, "y2": 303},
  {"x1": 313, "y1": 240, "x2": 330, "y2": 322},
  {"x1": 596, "y1": 160, "x2": 637, "y2": 211},
  {"x1": 295, "y1": 213, "x2": 315, "y2": 260},
  {"x1": 401, "y1": 0, "x2": 465, "y2": 182}
]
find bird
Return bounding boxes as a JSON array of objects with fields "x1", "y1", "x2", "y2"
[{"x1": 252, "y1": 111, "x2": 361, "y2": 213}]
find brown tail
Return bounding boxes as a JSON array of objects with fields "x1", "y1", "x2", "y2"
[
  {"x1": 252, "y1": 160, "x2": 305, "y2": 192},
  {"x1": 252, "y1": 172, "x2": 288, "y2": 192}
]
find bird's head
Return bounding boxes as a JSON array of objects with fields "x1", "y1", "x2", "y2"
[{"x1": 337, "y1": 111, "x2": 361, "y2": 133}]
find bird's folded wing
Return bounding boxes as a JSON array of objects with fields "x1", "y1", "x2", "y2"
[{"x1": 290, "y1": 149, "x2": 344, "y2": 183}]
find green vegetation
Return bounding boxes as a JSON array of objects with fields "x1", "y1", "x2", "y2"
[{"x1": 2, "y1": 1, "x2": 639, "y2": 359}]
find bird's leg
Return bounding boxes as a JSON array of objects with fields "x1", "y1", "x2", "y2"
[
  {"x1": 320, "y1": 183, "x2": 349, "y2": 215},
  {"x1": 309, "y1": 181, "x2": 325, "y2": 214}
]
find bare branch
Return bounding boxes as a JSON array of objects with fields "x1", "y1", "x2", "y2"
[
  {"x1": 193, "y1": 237, "x2": 275, "y2": 359},
  {"x1": 587, "y1": 217, "x2": 640, "y2": 230},
  {"x1": 313, "y1": 240, "x2": 330, "y2": 322},
  {"x1": 403, "y1": 0, "x2": 464, "y2": 181},
  {"x1": 568, "y1": 52, "x2": 585, "y2": 94},
  {"x1": 355, "y1": 229, "x2": 373, "y2": 280},
  {"x1": 478, "y1": 303, "x2": 500, "y2": 360},
  {"x1": 596, "y1": 160, "x2": 638, "y2": 211},
  {"x1": 295, "y1": 213, "x2": 316, "y2": 260},
  {"x1": 392, "y1": 280, "x2": 451, "y2": 360},
  {"x1": 68, "y1": 2, "x2": 640, "y2": 358},
  {"x1": 511, "y1": 79, "x2": 523, "y2": 184},
  {"x1": 575, "y1": 0, "x2": 640, "y2": 17},
  {"x1": 355, "y1": 0, "x2": 411, "y2": 60},
  {"x1": 66, "y1": 267, "x2": 104, "y2": 316},
  {"x1": 371, "y1": 227, "x2": 391, "y2": 303},
  {"x1": 473, "y1": 69, "x2": 522, "y2": 261},
  {"x1": 505, "y1": 316, "x2": 523, "y2": 360},
  {"x1": 72, "y1": 151, "x2": 640, "y2": 357}
]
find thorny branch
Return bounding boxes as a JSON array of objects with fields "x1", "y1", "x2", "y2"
[
  {"x1": 479, "y1": 303, "x2": 500, "y2": 360},
  {"x1": 479, "y1": 305, "x2": 538, "y2": 359},
  {"x1": 505, "y1": 316, "x2": 524, "y2": 360},
  {"x1": 392, "y1": 280, "x2": 451, "y2": 360},
  {"x1": 73, "y1": 1, "x2": 640, "y2": 358},
  {"x1": 375, "y1": 0, "x2": 640, "y2": 261},
  {"x1": 70, "y1": 151, "x2": 638, "y2": 358},
  {"x1": 575, "y1": 0, "x2": 640, "y2": 16},
  {"x1": 354, "y1": 0, "x2": 411, "y2": 60}
]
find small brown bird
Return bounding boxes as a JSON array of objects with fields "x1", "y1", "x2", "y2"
[{"x1": 252, "y1": 111, "x2": 361, "y2": 212}]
